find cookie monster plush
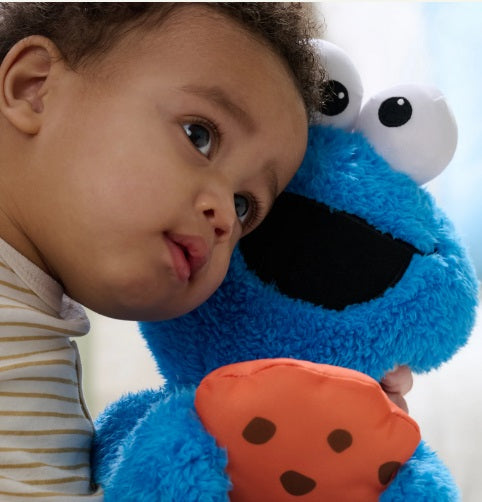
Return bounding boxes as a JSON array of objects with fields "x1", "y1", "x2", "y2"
[{"x1": 93, "y1": 41, "x2": 479, "y2": 501}]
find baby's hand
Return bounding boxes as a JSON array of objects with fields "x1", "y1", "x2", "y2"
[{"x1": 381, "y1": 366, "x2": 413, "y2": 413}]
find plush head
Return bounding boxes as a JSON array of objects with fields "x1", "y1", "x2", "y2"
[{"x1": 141, "y1": 41, "x2": 478, "y2": 392}]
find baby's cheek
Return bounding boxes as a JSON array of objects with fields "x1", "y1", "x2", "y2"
[{"x1": 206, "y1": 247, "x2": 233, "y2": 287}]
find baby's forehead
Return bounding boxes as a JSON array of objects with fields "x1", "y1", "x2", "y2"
[
  {"x1": 92, "y1": 7, "x2": 282, "y2": 81},
  {"x1": 0, "y1": 3, "x2": 321, "y2": 125}
]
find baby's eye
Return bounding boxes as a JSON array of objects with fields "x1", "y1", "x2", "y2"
[
  {"x1": 183, "y1": 123, "x2": 212, "y2": 157},
  {"x1": 234, "y1": 194, "x2": 252, "y2": 225}
]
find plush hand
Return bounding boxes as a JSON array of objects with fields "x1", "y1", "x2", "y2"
[
  {"x1": 381, "y1": 441, "x2": 461, "y2": 502},
  {"x1": 94, "y1": 389, "x2": 231, "y2": 502}
]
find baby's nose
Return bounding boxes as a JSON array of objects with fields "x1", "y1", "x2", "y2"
[
  {"x1": 196, "y1": 190, "x2": 236, "y2": 241},
  {"x1": 203, "y1": 206, "x2": 234, "y2": 238}
]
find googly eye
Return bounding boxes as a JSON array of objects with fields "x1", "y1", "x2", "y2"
[
  {"x1": 355, "y1": 84, "x2": 458, "y2": 185},
  {"x1": 321, "y1": 80, "x2": 350, "y2": 117},
  {"x1": 310, "y1": 40, "x2": 363, "y2": 131},
  {"x1": 378, "y1": 97, "x2": 412, "y2": 127}
]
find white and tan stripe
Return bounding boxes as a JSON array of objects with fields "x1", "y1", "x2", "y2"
[
  {"x1": 0, "y1": 264, "x2": 58, "y2": 317},
  {"x1": 0, "y1": 250, "x2": 102, "y2": 500},
  {"x1": 0, "y1": 462, "x2": 89, "y2": 470}
]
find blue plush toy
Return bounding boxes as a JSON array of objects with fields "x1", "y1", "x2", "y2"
[{"x1": 93, "y1": 42, "x2": 479, "y2": 501}]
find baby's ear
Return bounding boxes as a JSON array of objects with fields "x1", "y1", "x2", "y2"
[{"x1": 0, "y1": 36, "x2": 61, "y2": 135}]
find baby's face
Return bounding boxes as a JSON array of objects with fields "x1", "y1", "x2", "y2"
[{"x1": 26, "y1": 6, "x2": 308, "y2": 320}]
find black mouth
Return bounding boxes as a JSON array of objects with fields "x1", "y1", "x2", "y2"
[{"x1": 239, "y1": 192, "x2": 421, "y2": 311}]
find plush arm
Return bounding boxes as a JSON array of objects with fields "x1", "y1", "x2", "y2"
[
  {"x1": 381, "y1": 441, "x2": 460, "y2": 502},
  {"x1": 93, "y1": 389, "x2": 162, "y2": 486},
  {"x1": 93, "y1": 388, "x2": 231, "y2": 502}
]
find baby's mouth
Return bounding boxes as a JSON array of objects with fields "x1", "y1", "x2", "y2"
[
  {"x1": 164, "y1": 232, "x2": 210, "y2": 282},
  {"x1": 240, "y1": 192, "x2": 422, "y2": 310}
]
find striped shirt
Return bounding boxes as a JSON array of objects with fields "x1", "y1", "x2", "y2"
[{"x1": 0, "y1": 238, "x2": 103, "y2": 500}]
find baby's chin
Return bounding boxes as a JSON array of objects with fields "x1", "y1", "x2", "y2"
[
  {"x1": 79, "y1": 296, "x2": 182, "y2": 322},
  {"x1": 73, "y1": 276, "x2": 221, "y2": 322},
  {"x1": 61, "y1": 251, "x2": 229, "y2": 321}
]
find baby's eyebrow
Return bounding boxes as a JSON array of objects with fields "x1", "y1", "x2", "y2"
[{"x1": 180, "y1": 84, "x2": 255, "y2": 133}]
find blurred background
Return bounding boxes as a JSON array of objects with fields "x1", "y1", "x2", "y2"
[{"x1": 78, "y1": 3, "x2": 482, "y2": 500}]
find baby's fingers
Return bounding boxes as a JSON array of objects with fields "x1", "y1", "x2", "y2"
[
  {"x1": 381, "y1": 365, "x2": 413, "y2": 413},
  {"x1": 384, "y1": 391, "x2": 409, "y2": 413},
  {"x1": 381, "y1": 365, "x2": 413, "y2": 395}
]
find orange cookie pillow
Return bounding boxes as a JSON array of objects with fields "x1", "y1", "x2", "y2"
[{"x1": 195, "y1": 358, "x2": 421, "y2": 502}]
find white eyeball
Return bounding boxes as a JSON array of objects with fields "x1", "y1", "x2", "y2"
[
  {"x1": 355, "y1": 84, "x2": 458, "y2": 185},
  {"x1": 310, "y1": 40, "x2": 363, "y2": 131}
]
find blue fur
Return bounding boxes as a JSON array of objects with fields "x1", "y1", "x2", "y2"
[
  {"x1": 93, "y1": 125, "x2": 478, "y2": 500},
  {"x1": 94, "y1": 388, "x2": 231, "y2": 501},
  {"x1": 381, "y1": 442, "x2": 461, "y2": 501}
]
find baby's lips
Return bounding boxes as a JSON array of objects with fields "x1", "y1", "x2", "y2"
[
  {"x1": 195, "y1": 358, "x2": 421, "y2": 502},
  {"x1": 165, "y1": 232, "x2": 210, "y2": 279}
]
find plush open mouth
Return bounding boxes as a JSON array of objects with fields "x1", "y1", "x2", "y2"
[{"x1": 239, "y1": 192, "x2": 421, "y2": 311}]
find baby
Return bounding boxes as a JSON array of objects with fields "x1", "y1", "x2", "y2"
[
  {"x1": 0, "y1": 2, "x2": 322, "y2": 499},
  {"x1": 0, "y1": 2, "x2": 411, "y2": 499}
]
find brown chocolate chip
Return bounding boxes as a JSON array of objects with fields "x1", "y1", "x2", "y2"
[
  {"x1": 327, "y1": 429, "x2": 353, "y2": 453},
  {"x1": 280, "y1": 470, "x2": 316, "y2": 495},
  {"x1": 378, "y1": 461, "x2": 401, "y2": 485},
  {"x1": 242, "y1": 417, "x2": 276, "y2": 444}
]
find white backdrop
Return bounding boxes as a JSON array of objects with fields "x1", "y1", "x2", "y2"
[{"x1": 78, "y1": 3, "x2": 482, "y2": 501}]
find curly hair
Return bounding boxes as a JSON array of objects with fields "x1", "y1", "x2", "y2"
[{"x1": 0, "y1": 2, "x2": 325, "y2": 117}]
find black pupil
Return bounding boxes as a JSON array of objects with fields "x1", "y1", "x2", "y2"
[
  {"x1": 378, "y1": 97, "x2": 413, "y2": 127},
  {"x1": 320, "y1": 80, "x2": 349, "y2": 116},
  {"x1": 186, "y1": 124, "x2": 210, "y2": 149},
  {"x1": 235, "y1": 195, "x2": 249, "y2": 218}
]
